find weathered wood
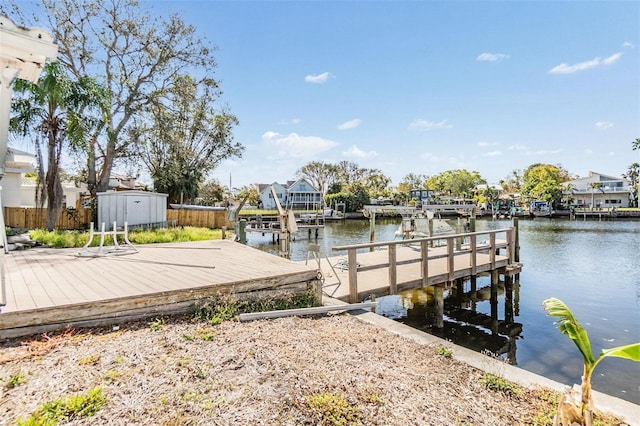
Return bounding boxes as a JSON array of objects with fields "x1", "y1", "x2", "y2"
[
  {"x1": 327, "y1": 228, "x2": 516, "y2": 303},
  {"x1": 388, "y1": 244, "x2": 397, "y2": 294},
  {"x1": 238, "y1": 302, "x2": 378, "y2": 322},
  {"x1": 1, "y1": 240, "x2": 322, "y2": 338}
]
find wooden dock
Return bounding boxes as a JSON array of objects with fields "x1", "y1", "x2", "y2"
[
  {"x1": 303, "y1": 227, "x2": 521, "y2": 303},
  {"x1": 0, "y1": 240, "x2": 320, "y2": 339}
]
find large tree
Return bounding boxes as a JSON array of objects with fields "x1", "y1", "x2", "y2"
[
  {"x1": 133, "y1": 75, "x2": 242, "y2": 204},
  {"x1": 14, "y1": 0, "x2": 227, "y2": 197},
  {"x1": 297, "y1": 161, "x2": 339, "y2": 204},
  {"x1": 426, "y1": 169, "x2": 486, "y2": 199},
  {"x1": 10, "y1": 61, "x2": 106, "y2": 229},
  {"x1": 521, "y1": 163, "x2": 566, "y2": 207},
  {"x1": 623, "y1": 162, "x2": 639, "y2": 207}
]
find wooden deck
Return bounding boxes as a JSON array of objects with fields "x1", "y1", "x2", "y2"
[{"x1": 0, "y1": 240, "x2": 319, "y2": 339}]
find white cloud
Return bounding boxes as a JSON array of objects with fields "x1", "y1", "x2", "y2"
[
  {"x1": 508, "y1": 144, "x2": 527, "y2": 151},
  {"x1": 484, "y1": 151, "x2": 502, "y2": 157},
  {"x1": 530, "y1": 149, "x2": 563, "y2": 156},
  {"x1": 549, "y1": 52, "x2": 623, "y2": 74},
  {"x1": 603, "y1": 53, "x2": 623, "y2": 65},
  {"x1": 595, "y1": 121, "x2": 613, "y2": 130},
  {"x1": 478, "y1": 141, "x2": 499, "y2": 147},
  {"x1": 337, "y1": 119, "x2": 362, "y2": 130},
  {"x1": 305, "y1": 72, "x2": 332, "y2": 84},
  {"x1": 584, "y1": 148, "x2": 593, "y2": 155},
  {"x1": 261, "y1": 131, "x2": 338, "y2": 158},
  {"x1": 623, "y1": 41, "x2": 634, "y2": 49},
  {"x1": 342, "y1": 144, "x2": 378, "y2": 158},
  {"x1": 408, "y1": 119, "x2": 452, "y2": 131},
  {"x1": 477, "y1": 53, "x2": 510, "y2": 62}
]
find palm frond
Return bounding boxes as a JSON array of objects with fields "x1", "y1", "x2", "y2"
[{"x1": 543, "y1": 298, "x2": 596, "y2": 365}]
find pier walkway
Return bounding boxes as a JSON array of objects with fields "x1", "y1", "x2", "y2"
[{"x1": 304, "y1": 227, "x2": 521, "y2": 303}]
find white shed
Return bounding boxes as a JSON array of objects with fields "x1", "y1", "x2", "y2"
[{"x1": 97, "y1": 190, "x2": 168, "y2": 229}]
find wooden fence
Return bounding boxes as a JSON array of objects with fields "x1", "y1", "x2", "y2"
[
  {"x1": 4, "y1": 207, "x2": 233, "y2": 230},
  {"x1": 4, "y1": 207, "x2": 92, "y2": 230}
]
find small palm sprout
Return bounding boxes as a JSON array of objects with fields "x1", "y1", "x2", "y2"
[{"x1": 543, "y1": 297, "x2": 640, "y2": 426}]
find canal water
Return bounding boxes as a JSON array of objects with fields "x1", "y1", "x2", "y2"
[{"x1": 246, "y1": 217, "x2": 640, "y2": 404}]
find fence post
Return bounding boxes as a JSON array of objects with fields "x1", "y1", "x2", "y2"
[{"x1": 421, "y1": 240, "x2": 428, "y2": 287}]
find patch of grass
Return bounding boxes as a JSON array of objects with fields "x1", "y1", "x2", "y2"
[
  {"x1": 435, "y1": 346, "x2": 453, "y2": 358},
  {"x1": 304, "y1": 391, "x2": 362, "y2": 426},
  {"x1": 195, "y1": 328, "x2": 216, "y2": 341},
  {"x1": 149, "y1": 317, "x2": 165, "y2": 331},
  {"x1": 103, "y1": 370, "x2": 119, "y2": 382},
  {"x1": 4, "y1": 372, "x2": 26, "y2": 389},
  {"x1": 78, "y1": 355, "x2": 100, "y2": 365},
  {"x1": 17, "y1": 387, "x2": 107, "y2": 425},
  {"x1": 480, "y1": 372, "x2": 520, "y2": 397},
  {"x1": 28, "y1": 226, "x2": 222, "y2": 249}
]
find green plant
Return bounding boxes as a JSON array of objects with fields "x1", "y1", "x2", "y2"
[
  {"x1": 543, "y1": 297, "x2": 640, "y2": 425},
  {"x1": 435, "y1": 346, "x2": 453, "y2": 358},
  {"x1": 149, "y1": 317, "x2": 166, "y2": 331},
  {"x1": 17, "y1": 387, "x2": 107, "y2": 425},
  {"x1": 479, "y1": 372, "x2": 519, "y2": 397},
  {"x1": 78, "y1": 354, "x2": 100, "y2": 365},
  {"x1": 304, "y1": 391, "x2": 362, "y2": 425},
  {"x1": 5, "y1": 373, "x2": 26, "y2": 389}
]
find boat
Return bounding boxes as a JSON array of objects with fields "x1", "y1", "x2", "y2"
[
  {"x1": 529, "y1": 201, "x2": 553, "y2": 218},
  {"x1": 394, "y1": 211, "x2": 455, "y2": 240}
]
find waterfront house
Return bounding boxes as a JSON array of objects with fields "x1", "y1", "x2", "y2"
[
  {"x1": 258, "y1": 178, "x2": 322, "y2": 210},
  {"x1": 565, "y1": 171, "x2": 631, "y2": 208}
]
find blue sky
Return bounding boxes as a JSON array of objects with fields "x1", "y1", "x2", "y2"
[
  {"x1": 16, "y1": 1, "x2": 640, "y2": 190},
  {"x1": 156, "y1": 0, "x2": 638, "y2": 190}
]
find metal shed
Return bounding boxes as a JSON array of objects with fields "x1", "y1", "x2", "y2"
[{"x1": 97, "y1": 190, "x2": 168, "y2": 229}]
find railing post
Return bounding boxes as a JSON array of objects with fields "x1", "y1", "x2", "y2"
[
  {"x1": 348, "y1": 248, "x2": 358, "y2": 303},
  {"x1": 470, "y1": 233, "x2": 477, "y2": 275},
  {"x1": 489, "y1": 232, "x2": 496, "y2": 269},
  {"x1": 447, "y1": 237, "x2": 454, "y2": 282},
  {"x1": 421, "y1": 240, "x2": 428, "y2": 287},
  {"x1": 506, "y1": 227, "x2": 514, "y2": 263},
  {"x1": 388, "y1": 244, "x2": 397, "y2": 295}
]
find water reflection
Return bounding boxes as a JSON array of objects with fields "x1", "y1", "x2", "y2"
[{"x1": 372, "y1": 274, "x2": 524, "y2": 365}]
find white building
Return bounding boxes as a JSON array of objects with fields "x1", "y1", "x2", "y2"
[
  {"x1": 2, "y1": 147, "x2": 87, "y2": 208},
  {"x1": 258, "y1": 178, "x2": 322, "y2": 210},
  {"x1": 566, "y1": 171, "x2": 631, "y2": 208}
]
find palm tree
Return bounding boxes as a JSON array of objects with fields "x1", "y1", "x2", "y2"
[
  {"x1": 588, "y1": 182, "x2": 602, "y2": 210},
  {"x1": 633, "y1": 138, "x2": 640, "y2": 151},
  {"x1": 623, "y1": 163, "x2": 639, "y2": 207},
  {"x1": 10, "y1": 61, "x2": 107, "y2": 230}
]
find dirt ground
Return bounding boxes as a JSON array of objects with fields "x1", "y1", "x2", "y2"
[{"x1": 0, "y1": 313, "x2": 628, "y2": 425}]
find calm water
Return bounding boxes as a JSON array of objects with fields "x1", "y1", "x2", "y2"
[{"x1": 246, "y1": 217, "x2": 640, "y2": 403}]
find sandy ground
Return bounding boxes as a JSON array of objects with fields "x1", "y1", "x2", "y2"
[{"x1": 0, "y1": 314, "x2": 627, "y2": 425}]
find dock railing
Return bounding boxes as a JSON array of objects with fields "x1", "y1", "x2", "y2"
[{"x1": 332, "y1": 227, "x2": 517, "y2": 303}]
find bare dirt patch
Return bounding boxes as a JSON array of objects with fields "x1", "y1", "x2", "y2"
[{"x1": 0, "y1": 314, "x2": 625, "y2": 425}]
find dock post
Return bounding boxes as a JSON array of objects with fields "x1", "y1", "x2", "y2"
[
  {"x1": 420, "y1": 240, "x2": 429, "y2": 287},
  {"x1": 221, "y1": 226, "x2": 227, "y2": 240},
  {"x1": 348, "y1": 248, "x2": 358, "y2": 303},
  {"x1": 388, "y1": 245, "x2": 397, "y2": 295},
  {"x1": 513, "y1": 217, "x2": 520, "y2": 262},
  {"x1": 238, "y1": 219, "x2": 247, "y2": 244},
  {"x1": 434, "y1": 285, "x2": 444, "y2": 328},
  {"x1": 369, "y1": 211, "x2": 376, "y2": 252},
  {"x1": 469, "y1": 208, "x2": 476, "y2": 232}
]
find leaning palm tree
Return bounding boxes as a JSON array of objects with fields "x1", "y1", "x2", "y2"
[
  {"x1": 543, "y1": 298, "x2": 640, "y2": 426},
  {"x1": 10, "y1": 61, "x2": 107, "y2": 230}
]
